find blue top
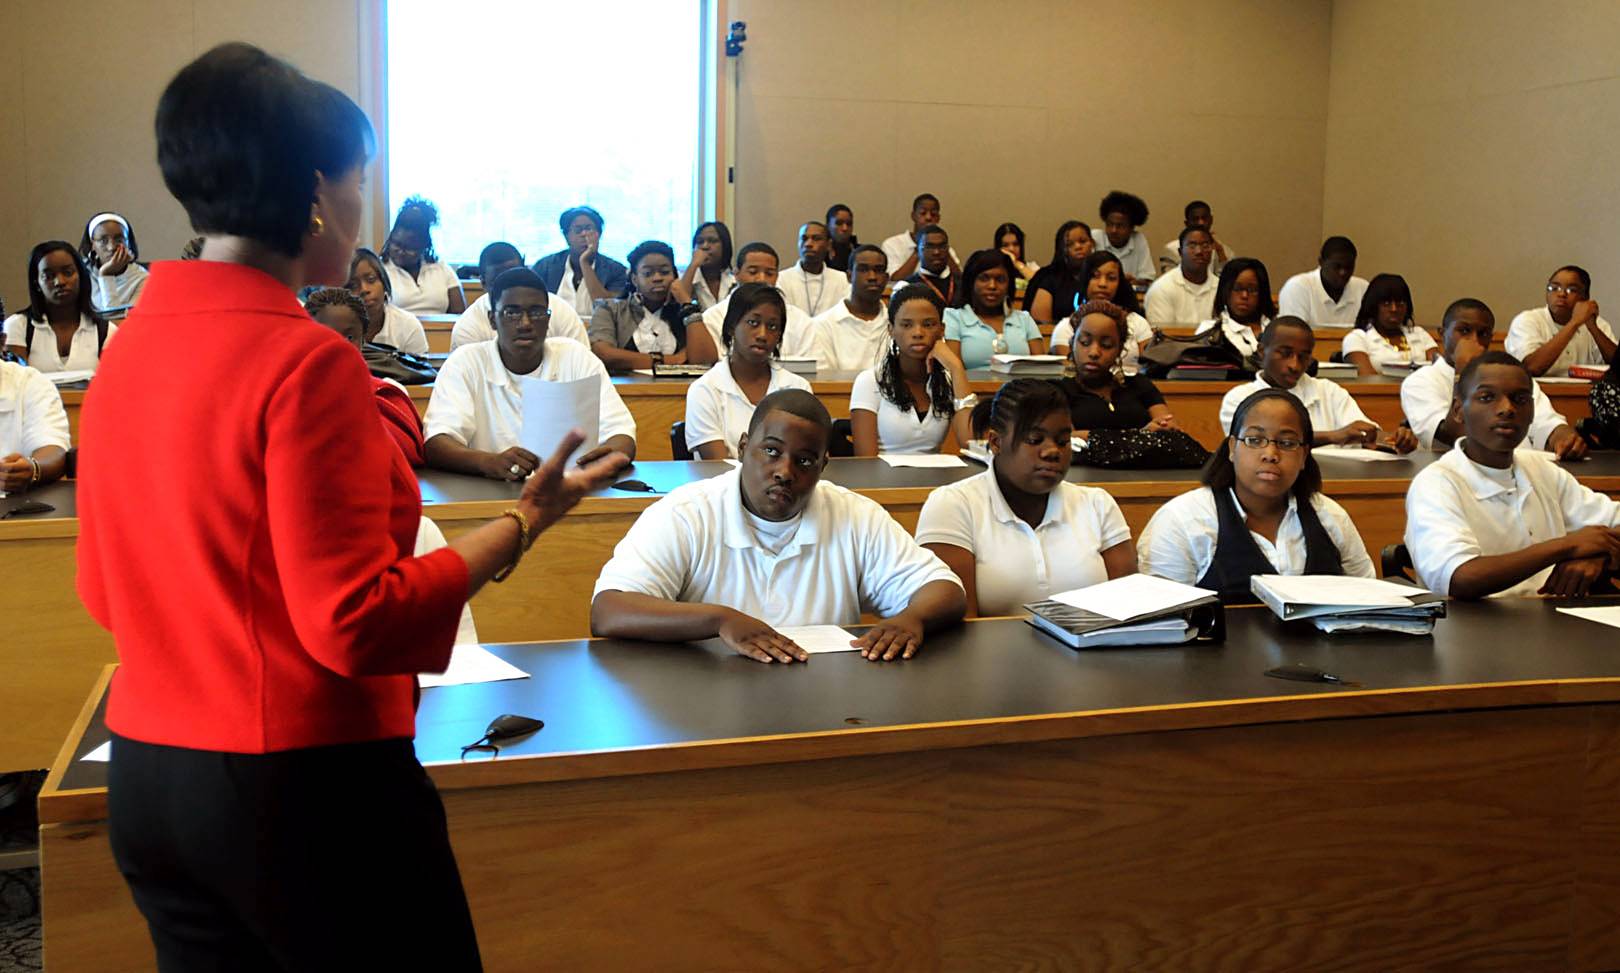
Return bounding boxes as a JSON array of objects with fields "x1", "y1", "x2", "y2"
[{"x1": 944, "y1": 306, "x2": 1044, "y2": 369}]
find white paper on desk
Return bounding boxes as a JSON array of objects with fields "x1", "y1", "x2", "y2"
[
  {"x1": 45, "y1": 369, "x2": 95, "y2": 386},
  {"x1": 1535, "y1": 376, "x2": 1592, "y2": 384},
  {"x1": 1049, "y1": 574, "x2": 1215, "y2": 621},
  {"x1": 519, "y1": 376, "x2": 598, "y2": 464},
  {"x1": 1313, "y1": 447, "x2": 1407, "y2": 463},
  {"x1": 879, "y1": 453, "x2": 968, "y2": 468},
  {"x1": 1254, "y1": 574, "x2": 1431, "y2": 608},
  {"x1": 81, "y1": 741, "x2": 110, "y2": 762},
  {"x1": 1557, "y1": 606, "x2": 1620, "y2": 630},
  {"x1": 418, "y1": 644, "x2": 530, "y2": 688},
  {"x1": 775, "y1": 625, "x2": 861, "y2": 654}
]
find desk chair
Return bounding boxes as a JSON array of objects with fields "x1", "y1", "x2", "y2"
[
  {"x1": 669, "y1": 422, "x2": 693, "y2": 461},
  {"x1": 1381, "y1": 543, "x2": 1415, "y2": 581}
]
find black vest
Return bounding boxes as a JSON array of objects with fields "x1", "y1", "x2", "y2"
[{"x1": 1197, "y1": 488, "x2": 1344, "y2": 604}]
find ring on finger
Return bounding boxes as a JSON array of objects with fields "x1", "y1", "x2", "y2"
[{"x1": 509, "y1": 463, "x2": 522, "y2": 476}]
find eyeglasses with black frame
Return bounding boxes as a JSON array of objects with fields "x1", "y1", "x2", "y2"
[{"x1": 1235, "y1": 433, "x2": 1305, "y2": 452}]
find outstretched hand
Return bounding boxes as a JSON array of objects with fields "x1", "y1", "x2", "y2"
[{"x1": 519, "y1": 430, "x2": 629, "y2": 534}]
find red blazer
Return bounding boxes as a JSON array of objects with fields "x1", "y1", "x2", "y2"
[{"x1": 76, "y1": 262, "x2": 469, "y2": 753}]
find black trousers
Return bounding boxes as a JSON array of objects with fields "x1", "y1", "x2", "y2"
[{"x1": 108, "y1": 734, "x2": 482, "y2": 973}]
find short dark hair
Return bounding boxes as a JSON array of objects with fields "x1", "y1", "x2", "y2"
[
  {"x1": 917, "y1": 225, "x2": 949, "y2": 247},
  {"x1": 799, "y1": 221, "x2": 828, "y2": 236},
  {"x1": 1098, "y1": 190, "x2": 1149, "y2": 227},
  {"x1": 1442, "y1": 297, "x2": 1494, "y2": 332},
  {"x1": 389, "y1": 196, "x2": 441, "y2": 263},
  {"x1": 1553, "y1": 264, "x2": 1592, "y2": 293},
  {"x1": 956, "y1": 248, "x2": 1018, "y2": 310},
  {"x1": 1075, "y1": 251, "x2": 1142, "y2": 314},
  {"x1": 911, "y1": 193, "x2": 939, "y2": 212},
  {"x1": 735, "y1": 241, "x2": 779, "y2": 270},
  {"x1": 1202, "y1": 388, "x2": 1322, "y2": 500},
  {"x1": 1049, "y1": 219, "x2": 1092, "y2": 267},
  {"x1": 982, "y1": 377, "x2": 1071, "y2": 445},
  {"x1": 848, "y1": 243, "x2": 887, "y2": 275},
  {"x1": 746, "y1": 388, "x2": 832, "y2": 448},
  {"x1": 1353, "y1": 273, "x2": 1414, "y2": 331},
  {"x1": 1177, "y1": 224, "x2": 1213, "y2": 248},
  {"x1": 25, "y1": 241, "x2": 103, "y2": 325},
  {"x1": 1455, "y1": 350, "x2": 1530, "y2": 400},
  {"x1": 1259, "y1": 315, "x2": 1312, "y2": 349},
  {"x1": 826, "y1": 203, "x2": 852, "y2": 224},
  {"x1": 1184, "y1": 199, "x2": 1211, "y2": 220},
  {"x1": 1212, "y1": 257, "x2": 1275, "y2": 323},
  {"x1": 79, "y1": 213, "x2": 140, "y2": 263},
  {"x1": 559, "y1": 205, "x2": 604, "y2": 236},
  {"x1": 303, "y1": 286, "x2": 368, "y2": 327},
  {"x1": 720, "y1": 282, "x2": 787, "y2": 351},
  {"x1": 692, "y1": 221, "x2": 734, "y2": 269},
  {"x1": 1319, "y1": 236, "x2": 1357, "y2": 263},
  {"x1": 488, "y1": 266, "x2": 548, "y2": 305},
  {"x1": 626, "y1": 240, "x2": 677, "y2": 274},
  {"x1": 477, "y1": 242, "x2": 523, "y2": 280},
  {"x1": 156, "y1": 42, "x2": 374, "y2": 259},
  {"x1": 348, "y1": 248, "x2": 391, "y2": 298}
]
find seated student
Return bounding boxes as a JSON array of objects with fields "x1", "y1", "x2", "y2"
[
  {"x1": 423, "y1": 267, "x2": 636, "y2": 481},
  {"x1": 1056, "y1": 300, "x2": 1178, "y2": 439},
  {"x1": 916, "y1": 379, "x2": 1136, "y2": 616},
  {"x1": 699, "y1": 243, "x2": 817, "y2": 359},
  {"x1": 449, "y1": 242, "x2": 587, "y2": 350},
  {"x1": 881, "y1": 193, "x2": 959, "y2": 282},
  {"x1": 1506, "y1": 265, "x2": 1617, "y2": 377},
  {"x1": 1049, "y1": 252, "x2": 1155, "y2": 375},
  {"x1": 590, "y1": 241, "x2": 717, "y2": 372},
  {"x1": 1220, "y1": 317, "x2": 1417, "y2": 452},
  {"x1": 685, "y1": 283, "x2": 812, "y2": 460},
  {"x1": 1090, "y1": 190, "x2": 1155, "y2": 283},
  {"x1": 0, "y1": 357, "x2": 71, "y2": 492},
  {"x1": 994, "y1": 222, "x2": 1039, "y2": 280},
  {"x1": 381, "y1": 196, "x2": 466, "y2": 314},
  {"x1": 776, "y1": 221, "x2": 850, "y2": 317},
  {"x1": 811, "y1": 245, "x2": 891, "y2": 372},
  {"x1": 1139, "y1": 388, "x2": 1376, "y2": 599},
  {"x1": 1277, "y1": 236, "x2": 1367, "y2": 328},
  {"x1": 1402, "y1": 298, "x2": 1586, "y2": 459},
  {"x1": 1160, "y1": 199, "x2": 1232, "y2": 276},
  {"x1": 1405, "y1": 351, "x2": 1620, "y2": 599},
  {"x1": 2, "y1": 241, "x2": 116, "y2": 373},
  {"x1": 943, "y1": 249, "x2": 1045, "y2": 369},
  {"x1": 1023, "y1": 220, "x2": 1095, "y2": 324},
  {"x1": 79, "y1": 212, "x2": 148, "y2": 310},
  {"x1": 1194, "y1": 257, "x2": 1275, "y2": 360},
  {"x1": 533, "y1": 205, "x2": 629, "y2": 319},
  {"x1": 852, "y1": 288, "x2": 974, "y2": 455},
  {"x1": 345, "y1": 249, "x2": 428, "y2": 354},
  {"x1": 591, "y1": 389, "x2": 966, "y2": 662},
  {"x1": 826, "y1": 203, "x2": 858, "y2": 275},
  {"x1": 675, "y1": 221, "x2": 735, "y2": 310},
  {"x1": 1144, "y1": 226, "x2": 1218, "y2": 327},
  {"x1": 892, "y1": 226, "x2": 960, "y2": 306},
  {"x1": 1342, "y1": 273, "x2": 1438, "y2": 375}
]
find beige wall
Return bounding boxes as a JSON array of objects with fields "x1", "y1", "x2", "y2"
[
  {"x1": 1323, "y1": 0, "x2": 1620, "y2": 325},
  {"x1": 729, "y1": 0, "x2": 1333, "y2": 282}
]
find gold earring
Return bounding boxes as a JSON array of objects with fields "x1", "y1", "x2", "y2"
[{"x1": 309, "y1": 215, "x2": 325, "y2": 237}]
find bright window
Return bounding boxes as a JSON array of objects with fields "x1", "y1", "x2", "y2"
[{"x1": 385, "y1": 0, "x2": 705, "y2": 267}]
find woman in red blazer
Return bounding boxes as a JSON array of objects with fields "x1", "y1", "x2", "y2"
[{"x1": 74, "y1": 44, "x2": 626, "y2": 972}]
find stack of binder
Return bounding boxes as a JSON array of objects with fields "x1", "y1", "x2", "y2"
[
  {"x1": 989, "y1": 354, "x2": 1067, "y2": 377},
  {"x1": 1249, "y1": 575, "x2": 1445, "y2": 635},
  {"x1": 1024, "y1": 575, "x2": 1223, "y2": 648}
]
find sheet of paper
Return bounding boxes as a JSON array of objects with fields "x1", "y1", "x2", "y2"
[
  {"x1": 45, "y1": 369, "x2": 95, "y2": 386},
  {"x1": 1253, "y1": 574, "x2": 1431, "y2": 608},
  {"x1": 81, "y1": 741, "x2": 110, "y2": 762},
  {"x1": 1313, "y1": 447, "x2": 1408, "y2": 463},
  {"x1": 775, "y1": 625, "x2": 861, "y2": 654},
  {"x1": 722, "y1": 458, "x2": 740, "y2": 468},
  {"x1": 879, "y1": 454, "x2": 968, "y2": 468},
  {"x1": 1050, "y1": 574, "x2": 1215, "y2": 621},
  {"x1": 519, "y1": 375, "x2": 598, "y2": 465},
  {"x1": 418, "y1": 644, "x2": 531, "y2": 688},
  {"x1": 1557, "y1": 606, "x2": 1620, "y2": 630},
  {"x1": 1535, "y1": 376, "x2": 1592, "y2": 385}
]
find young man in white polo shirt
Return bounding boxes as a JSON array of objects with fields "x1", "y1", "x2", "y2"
[
  {"x1": 880, "y1": 193, "x2": 959, "y2": 283},
  {"x1": 449, "y1": 241, "x2": 589, "y2": 350},
  {"x1": 1505, "y1": 265, "x2": 1617, "y2": 377},
  {"x1": 1218, "y1": 317, "x2": 1417, "y2": 451},
  {"x1": 0, "y1": 358, "x2": 71, "y2": 491},
  {"x1": 810, "y1": 245, "x2": 891, "y2": 372},
  {"x1": 1402, "y1": 298, "x2": 1586, "y2": 458},
  {"x1": 1159, "y1": 200, "x2": 1232, "y2": 276},
  {"x1": 423, "y1": 267, "x2": 636, "y2": 480},
  {"x1": 1277, "y1": 236, "x2": 1368, "y2": 328},
  {"x1": 1144, "y1": 226, "x2": 1218, "y2": 326},
  {"x1": 1405, "y1": 351, "x2": 1620, "y2": 599},
  {"x1": 776, "y1": 221, "x2": 849, "y2": 317},
  {"x1": 591, "y1": 389, "x2": 966, "y2": 662},
  {"x1": 698, "y1": 242, "x2": 818, "y2": 360}
]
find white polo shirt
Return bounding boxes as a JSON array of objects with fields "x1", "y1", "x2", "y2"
[
  {"x1": 1218, "y1": 372, "x2": 1371, "y2": 436},
  {"x1": 810, "y1": 301, "x2": 891, "y2": 373},
  {"x1": 0, "y1": 360, "x2": 71, "y2": 458},
  {"x1": 1139, "y1": 486, "x2": 1375, "y2": 585},
  {"x1": 90, "y1": 263, "x2": 148, "y2": 311},
  {"x1": 691, "y1": 268, "x2": 736, "y2": 310},
  {"x1": 1505, "y1": 306, "x2": 1616, "y2": 376},
  {"x1": 1400, "y1": 358, "x2": 1568, "y2": 451},
  {"x1": 1090, "y1": 228, "x2": 1156, "y2": 281},
  {"x1": 422, "y1": 338, "x2": 636, "y2": 453},
  {"x1": 1143, "y1": 266, "x2": 1218, "y2": 326},
  {"x1": 700, "y1": 291, "x2": 818, "y2": 361},
  {"x1": 1339, "y1": 324, "x2": 1437, "y2": 371},
  {"x1": 414, "y1": 516, "x2": 478, "y2": 646},
  {"x1": 1405, "y1": 441, "x2": 1620, "y2": 597},
  {"x1": 777, "y1": 263, "x2": 850, "y2": 317},
  {"x1": 915, "y1": 470, "x2": 1131, "y2": 616},
  {"x1": 1, "y1": 313, "x2": 116, "y2": 374},
  {"x1": 880, "y1": 232, "x2": 959, "y2": 278},
  {"x1": 684, "y1": 361, "x2": 811, "y2": 457},
  {"x1": 1050, "y1": 311, "x2": 1154, "y2": 376},
  {"x1": 384, "y1": 258, "x2": 462, "y2": 315},
  {"x1": 373, "y1": 304, "x2": 430, "y2": 355},
  {"x1": 1194, "y1": 313, "x2": 1269, "y2": 360},
  {"x1": 849, "y1": 367, "x2": 955, "y2": 454},
  {"x1": 592, "y1": 468, "x2": 962, "y2": 627},
  {"x1": 1277, "y1": 270, "x2": 1369, "y2": 327},
  {"x1": 448, "y1": 293, "x2": 589, "y2": 350}
]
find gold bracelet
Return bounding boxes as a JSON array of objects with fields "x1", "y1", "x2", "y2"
[{"x1": 490, "y1": 508, "x2": 533, "y2": 584}]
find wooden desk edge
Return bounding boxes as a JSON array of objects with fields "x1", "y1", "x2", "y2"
[
  {"x1": 40, "y1": 664, "x2": 115, "y2": 801},
  {"x1": 38, "y1": 671, "x2": 1620, "y2": 825}
]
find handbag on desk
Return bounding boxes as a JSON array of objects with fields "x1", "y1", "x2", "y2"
[
  {"x1": 1138, "y1": 328, "x2": 1256, "y2": 380},
  {"x1": 363, "y1": 343, "x2": 438, "y2": 385},
  {"x1": 1074, "y1": 428, "x2": 1211, "y2": 469}
]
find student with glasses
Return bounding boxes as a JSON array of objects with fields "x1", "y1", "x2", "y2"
[
  {"x1": 1342, "y1": 273, "x2": 1437, "y2": 376},
  {"x1": 1138, "y1": 387, "x2": 1375, "y2": 601},
  {"x1": 1506, "y1": 265, "x2": 1617, "y2": 376},
  {"x1": 1144, "y1": 226, "x2": 1219, "y2": 327},
  {"x1": 382, "y1": 195, "x2": 466, "y2": 314},
  {"x1": 1194, "y1": 257, "x2": 1275, "y2": 360}
]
